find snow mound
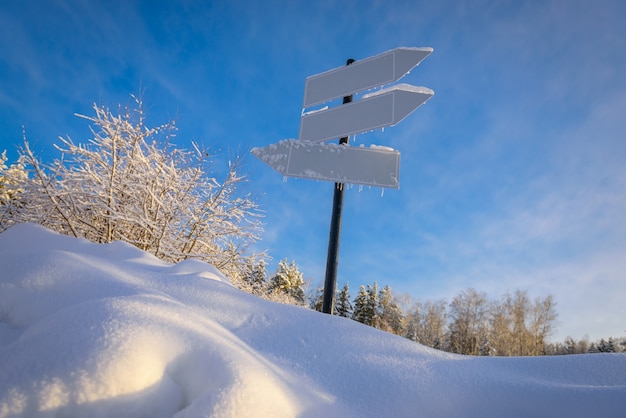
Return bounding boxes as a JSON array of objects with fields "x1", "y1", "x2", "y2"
[{"x1": 1, "y1": 224, "x2": 625, "y2": 417}]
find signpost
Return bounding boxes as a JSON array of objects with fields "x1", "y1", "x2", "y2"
[
  {"x1": 303, "y1": 47, "x2": 433, "y2": 108},
  {"x1": 252, "y1": 47, "x2": 433, "y2": 314},
  {"x1": 299, "y1": 84, "x2": 433, "y2": 143},
  {"x1": 251, "y1": 139, "x2": 401, "y2": 189}
]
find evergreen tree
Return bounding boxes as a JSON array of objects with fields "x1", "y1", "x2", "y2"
[
  {"x1": 242, "y1": 258, "x2": 267, "y2": 295},
  {"x1": 334, "y1": 282, "x2": 352, "y2": 317},
  {"x1": 365, "y1": 282, "x2": 379, "y2": 327},
  {"x1": 310, "y1": 285, "x2": 324, "y2": 312},
  {"x1": 587, "y1": 341, "x2": 599, "y2": 354},
  {"x1": 352, "y1": 285, "x2": 369, "y2": 324},
  {"x1": 564, "y1": 337, "x2": 577, "y2": 354},
  {"x1": 479, "y1": 334, "x2": 495, "y2": 356},
  {"x1": 596, "y1": 338, "x2": 616, "y2": 353},
  {"x1": 268, "y1": 259, "x2": 306, "y2": 304}
]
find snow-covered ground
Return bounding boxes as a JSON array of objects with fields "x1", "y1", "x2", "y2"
[{"x1": 1, "y1": 224, "x2": 625, "y2": 418}]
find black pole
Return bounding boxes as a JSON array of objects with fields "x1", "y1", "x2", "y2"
[{"x1": 322, "y1": 58, "x2": 355, "y2": 314}]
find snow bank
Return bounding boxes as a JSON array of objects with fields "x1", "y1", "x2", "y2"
[{"x1": 1, "y1": 224, "x2": 625, "y2": 417}]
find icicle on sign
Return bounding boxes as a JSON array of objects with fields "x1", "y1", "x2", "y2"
[{"x1": 251, "y1": 47, "x2": 434, "y2": 189}]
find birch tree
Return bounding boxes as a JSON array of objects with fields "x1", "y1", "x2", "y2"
[
  {"x1": 448, "y1": 288, "x2": 489, "y2": 355},
  {"x1": 528, "y1": 294, "x2": 558, "y2": 355},
  {"x1": 378, "y1": 285, "x2": 404, "y2": 335},
  {"x1": 488, "y1": 298, "x2": 514, "y2": 356},
  {"x1": 421, "y1": 299, "x2": 447, "y2": 349}
]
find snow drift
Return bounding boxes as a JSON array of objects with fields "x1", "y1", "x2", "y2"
[{"x1": 0, "y1": 224, "x2": 624, "y2": 417}]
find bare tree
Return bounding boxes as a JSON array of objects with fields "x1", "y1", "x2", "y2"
[
  {"x1": 486, "y1": 291, "x2": 557, "y2": 356},
  {"x1": 420, "y1": 300, "x2": 447, "y2": 349},
  {"x1": 448, "y1": 288, "x2": 489, "y2": 355},
  {"x1": 528, "y1": 295, "x2": 558, "y2": 355},
  {"x1": 507, "y1": 290, "x2": 532, "y2": 356},
  {"x1": 488, "y1": 298, "x2": 514, "y2": 356}
]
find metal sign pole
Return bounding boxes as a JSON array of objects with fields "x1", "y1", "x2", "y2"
[{"x1": 322, "y1": 58, "x2": 354, "y2": 315}]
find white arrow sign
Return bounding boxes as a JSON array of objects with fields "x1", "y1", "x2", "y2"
[
  {"x1": 303, "y1": 47, "x2": 433, "y2": 108},
  {"x1": 251, "y1": 139, "x2": 400, "y2": 189},
  {"x1": 253, "y1": 46, "x2": 433, "y2": 188},
  {"x1": 299, "y1": 84, "x2": 433, "y2": 143}
]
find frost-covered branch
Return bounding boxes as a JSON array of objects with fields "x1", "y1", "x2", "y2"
[{"x1": 2, "y1": 97, "x2": 265, "y2": 282}]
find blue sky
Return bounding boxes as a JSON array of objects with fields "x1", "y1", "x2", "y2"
[{"x1": 1, "y1": 0, "x2": 625, "y2": 342}]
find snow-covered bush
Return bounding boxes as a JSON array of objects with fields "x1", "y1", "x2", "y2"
[
  {"x1": 1, "y1": 97, "x2": 264, "y2": 282},
  {"x1": 0, "y1": 150, "x2": 28, "y2": 231},
  {"x1": 0, "y1": 150, "x2": 27, "y2": 205}
]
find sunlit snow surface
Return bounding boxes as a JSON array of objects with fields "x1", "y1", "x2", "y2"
[{"x1": 1, "y1": 224, "x2": 625, "y2": 418}]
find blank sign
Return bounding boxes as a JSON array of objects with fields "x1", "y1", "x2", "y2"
[{"x1": 251, "y1": 140, "x2": 401, "y2": 189}]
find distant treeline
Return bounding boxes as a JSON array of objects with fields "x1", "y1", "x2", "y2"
[
  {"x1": 237, "y1": 258, "x2": 624, "y2": 356},
  {"x1": 307, "y1": 281, "x2": 625, "y2": 356}
]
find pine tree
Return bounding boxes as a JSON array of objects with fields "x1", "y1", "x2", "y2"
[
  {"x1": 310, "y1": 286, "x2": 324, "y2": 312},
  {"x1": 267, "y1": 259, "x2": 306, "y2": 304},
  {"x1": 404, "y1": 302, "x2": 421, "y2": 342},
  {"x1": 596, "y1": 338, "x2": 617, "y2": 353},
  {"x1": 607, "y1": 338, "x2": 616, "y2": 353},
  {"x1": 352, "y1": 285, "x2": 369, "y2": 324},
  {"x1": 334, "y1": 282, "x2": 352, "y2": 317},
  {"x1": 242, "y1": 258, "x2": 267, "y2": 295},
  {"x1": 366, "y1": 282, "x2": 379, "y2": 327},
  {"x1": 587, "y1": 340, "x2": 600, "y2": 354}
]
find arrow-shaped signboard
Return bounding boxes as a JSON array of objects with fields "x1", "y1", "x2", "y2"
[
  {"x1": 253, "y1": 46, "x2": 433, "y2": 189},
  {"x1": 252, "y1": 139, "x2": 400, "y2": 189},
  {"x1": 303, "y1": 47, "x2": 433, "y2": 108},
  {"x1": 299, "y1": 84, "x2": 433, "y2": 143}
]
